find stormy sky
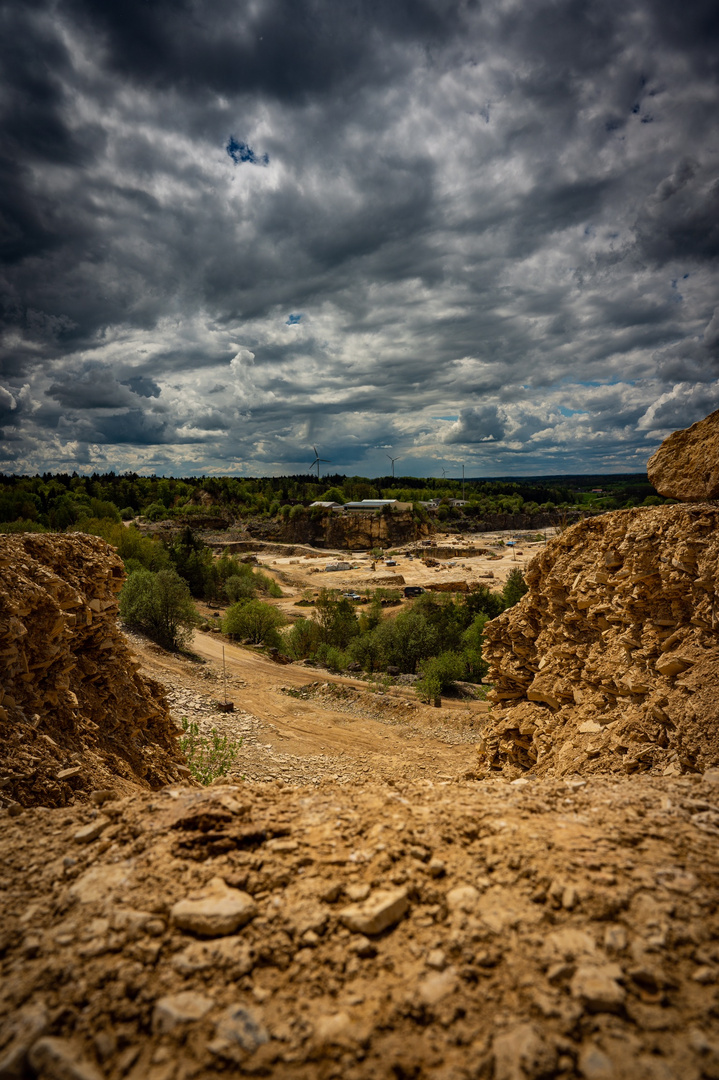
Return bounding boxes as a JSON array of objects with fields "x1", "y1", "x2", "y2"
[{"x1": 1, "y1": 0, "x2": 718, "y2": 478}]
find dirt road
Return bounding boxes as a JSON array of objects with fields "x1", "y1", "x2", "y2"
[{"x1": 133, "y1": 630, "x2": 488, "y2": 786}]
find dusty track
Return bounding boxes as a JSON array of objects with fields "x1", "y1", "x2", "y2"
[{"x1": 133, "y1": 631, "x2": 487, "y2": 786}]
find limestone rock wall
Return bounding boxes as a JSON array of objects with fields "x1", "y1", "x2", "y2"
[
  {"x1": 478, "y1": 505, "x2": 719, "y2": 778},
  {"x1": 0, "y1": 533, "x2": 187, "y2": 807}
]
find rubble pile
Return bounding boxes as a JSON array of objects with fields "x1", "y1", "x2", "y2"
[
  {"x1": 478, "y1": 504, "x2": 719, "y2": 778},
  {"x1": 0, "y1": 534, "x2": 187, "y2": 808},
  {"x1": 2, "y1": 775, "x2": 719, "y2": 1080}
]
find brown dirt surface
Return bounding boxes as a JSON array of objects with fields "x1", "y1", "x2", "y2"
[
  {"x1": 3, "y1": 773, "x2": 719, "y2": 1079},
  {"x1": 478, "y1": 504, "x2": 719, "y2": 779},
  {"x1": 0, "y1": 534, "x2": 187, "y2": 810}
]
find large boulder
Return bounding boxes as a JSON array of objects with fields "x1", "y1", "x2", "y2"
[{"x1": 647, "y1": 408, "x2": 719, "y2": 501}]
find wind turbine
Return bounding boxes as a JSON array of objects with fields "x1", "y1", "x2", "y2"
[
  {"x1": 386, "y1": 453, "x2": 400, "y2": 479},
  {"x1": 309, "y1": 445, "x2": 330, "y2": 481}
]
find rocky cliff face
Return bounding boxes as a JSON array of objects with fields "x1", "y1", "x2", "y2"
[
  {"x1": 0, "y1": 533, "x2": 187, "y2": 808},
  {"x1": 251, "y1": 508, "x2": 433, "y2": 549},
  {"x1": 478, "y1": 504, "x2": 719, "y2": 778}
]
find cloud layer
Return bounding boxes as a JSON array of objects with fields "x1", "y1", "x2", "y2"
[{"x1": 1, "y1": 0, "x2": 718, "y2": 476}]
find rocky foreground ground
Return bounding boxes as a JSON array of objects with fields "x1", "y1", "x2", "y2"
[{"x1": 2, "y1": 772, "x2": 719, "y2": 1080}]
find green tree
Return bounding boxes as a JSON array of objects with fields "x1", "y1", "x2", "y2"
[
  {"x1": 461, "y1": 613, "x2": 489, "y2": 682},
  {"x1": 119, "y1": 568, "x2": 199, "y2": 650},
  {"x1": 502, "y1": 569, "x2": 528, "y2": 609},
  {"x1": 314, "y1": 591, "x2": 360, "y2": 648},
  {"x1": 284, "y1": 617, "x2": 323, "y2": 660},
  {"x1": 222, "y1": 600, "x2": 286, "y2": 647}
]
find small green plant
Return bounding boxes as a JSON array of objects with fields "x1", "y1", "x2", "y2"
[{"x1": 179, "y1": 718, "x2": 242, "y2": 785}]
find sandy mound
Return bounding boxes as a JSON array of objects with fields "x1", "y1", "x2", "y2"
[
  {"x1": 0, "y1": 533, "x2": 188, "y2": 808},
  {"x1": 478, "y1": 505, "x2": 719, "y2": 778}
]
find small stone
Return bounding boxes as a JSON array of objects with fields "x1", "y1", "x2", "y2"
[
  {"x1": 578, "y1": 1044, "x2": 615, "y2": 1080},
  {"x1": 56, "y1": 767, "x2": 82, "y2": 780},
  {"x1": 547, "y1": 962, "x2": 574, "y2": 985},
  {"x1": 153, "y1": 991, "x2": 214, "y2": 1033},
  {"x1": 319, "y1": 880, "x2": 343, "y2": 902},
  {"x1": 427, "y1": 858, "x2": 446, "y2": 878},
  {"x1": 446, "y1": 884, "x2": 479, "y2": 913},
  {"x1": 28, "y1": 1037, "x2": 103, "y2": 1080},
  {"x1": 562, "y1": 885, "x2": 578, "y2": 910},
  {"x1": 89, "y1": 790, "x2": 115, "y2": 806},
  {"x1": 214, "y1": 1005, "x2": 269, "y2": 1052},
  {"x1": 349, "y1": 935, "x2": 377, "y2": 958},
  {"x1": 426, "y1": 948, "x2": 447, "y2": 971},
  {"x1": 345, "y1": 882, "x2": 371, "y2": 902},
  {"x1": 579, "y1": 721, "x2": 603, "y2": 734},
  {"x1": 73, "y1": 817, "x2": 110, "y2": 844},
  {"x1": 693, "y1": 965, "x2": 716, "y2": 984},
  {"x1": 338, "y1": 888, "x2": 408, "y2": 936},
  {"x1": 170, "y1": 877, "x2": 257, "y2": 937},
  {"x1": 68, "y1": 862, "x2": 134, "y2": 904},
  {"x1": 603, "y1": 925, "x2": 627, "y2": 953},
  {"x1": 418, "y1": 969, "x2": 457, "y2": 1006},
  {"x1": 493, "y1": 1022, "x2": 557, "y2": 1080},
  {"x1": 703, "y1": 769, "x2": 719, "y2": 786},
  {"x1": 7, "y1": 803, "x2": 22, "y2": 818},
  {"x1": 265, "y1": 838, "x2": 298, "y2": 852},
  {"x1": 571, "y1": 964, "x2": 626, "y2": 1013}
]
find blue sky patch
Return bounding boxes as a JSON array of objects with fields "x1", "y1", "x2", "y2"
[
  {"x1": 226, "y1": 137, "x2": 269, "y2": 166},
  {"x1": 287, "y1": 313, "x2": 302, "y2": 325}
]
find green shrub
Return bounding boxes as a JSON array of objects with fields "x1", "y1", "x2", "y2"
[
  {"x1": 416, "y1": 651, "x2": 466, "y2": 701},
  {"x1": 315, "y1": 644, "x2": 350, "y2": 672},
  {"x1": 179, "y1": 719, "x2": 242, "y2": 784},
  {"x1": 119, "y1": 568, "x2": 199, "y2": 650},
  {"x1": 222, "y1": 600, "x2": 286, "y2": 646},
  {"x1": 416, "y1": 671, "x2": 441, "y2": 704},
  {"x1": 254, "y1": 571, "x2": 283, "y2": 597}
]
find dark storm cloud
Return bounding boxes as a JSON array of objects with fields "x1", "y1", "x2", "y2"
[{"x1": 1, "y1": 0, "x2": 718, "y2": 475}]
